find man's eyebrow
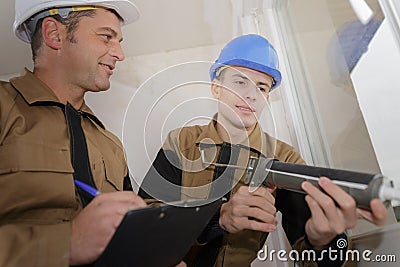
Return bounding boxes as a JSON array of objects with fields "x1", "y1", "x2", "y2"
[
  {"x1": 232, "y1": 73, "x2": 250, "y2": 80},
  {"x1": 232, "y1": 73, "x2": 272, "y2": 88},
  {"x1": 98, "y1": 27, "x2": 123, "y2": 42}
]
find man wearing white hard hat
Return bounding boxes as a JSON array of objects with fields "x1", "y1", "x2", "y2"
[{"x1": 0, "y1": 1, "x2": 148, "y2": 266}]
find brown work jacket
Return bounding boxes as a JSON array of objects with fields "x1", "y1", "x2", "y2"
[
  {"x1": 0, "y1": 69, "x2": 127, "y2": 266},
  {"x1": 139, "y1": 119, "x2": 350, "y2": 266}
]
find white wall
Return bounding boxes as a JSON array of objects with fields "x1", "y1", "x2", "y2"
[{"x1": 0, "y1": 73, "x2": 20, "y2": 81}]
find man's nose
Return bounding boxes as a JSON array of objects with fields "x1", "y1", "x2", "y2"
[
  {"x1": 110, "y1": 42, "x2": 125, "y2": 61},
  {"x1": 244, "y1": 85, "x2": 259, "y2": 100}
]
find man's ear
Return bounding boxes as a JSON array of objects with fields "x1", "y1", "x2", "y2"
[
  {"x1": 41, "y1": 17, "x2": 64, "y2": 49},
  {"x1": 211, "y1": 81, "x2": 221, "y2": 99}
]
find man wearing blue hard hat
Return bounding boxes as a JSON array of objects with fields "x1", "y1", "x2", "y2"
[
  {"x1": 0, "y1": 1, "x2": 150, "y2": 266},
  {"x1": 139, "y1": 34, "x2": 388, "y2": 266}
]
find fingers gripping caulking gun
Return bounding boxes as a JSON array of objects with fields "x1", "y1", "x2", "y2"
[
  {"x1": 244, "y1": 156, "x2": 400, "y2": 211},
  {"x1": 200, "y1": 149, "x2": 400, "y2": 211}
]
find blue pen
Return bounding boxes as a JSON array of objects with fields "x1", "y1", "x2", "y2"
[{"x1": 74, "y1": 180, "x2": 100, "y2": 197}]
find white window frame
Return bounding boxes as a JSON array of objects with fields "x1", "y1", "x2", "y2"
[{"x1": 235, "y1": 0, "x2": 333, "y2": 166}]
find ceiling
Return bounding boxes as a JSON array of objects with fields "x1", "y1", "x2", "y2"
[
  {"x1": 0, "y1": 0, "x2": 236, "y2": 76},
  {"x1": 0, "y1": 0, "x2": 385, "y2": 76}
]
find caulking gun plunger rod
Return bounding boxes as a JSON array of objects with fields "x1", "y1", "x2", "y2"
[{"x1": 200, "y1": 151, "x2": 400, "y2": 211}]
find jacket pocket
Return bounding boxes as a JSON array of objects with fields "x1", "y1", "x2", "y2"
[
  {"x1": 0, "y1": 141, "x2": 73, "y2": 174},
  {"x1": 101, "y1": 155, "x2": 126, "y2": 192},
  {"x1": 0, "y1": 141, "x2": 77, "y2": 223}
]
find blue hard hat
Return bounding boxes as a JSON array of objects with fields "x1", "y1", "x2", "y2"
[{"x1": 210, "y1": 34, "x2": 282, "y2": 89}]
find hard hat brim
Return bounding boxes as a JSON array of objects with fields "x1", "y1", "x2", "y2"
[{"x1": 210, "y1": 59, "x2": 282, "y2": 89}]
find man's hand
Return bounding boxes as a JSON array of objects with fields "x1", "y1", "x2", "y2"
[
  {"x1": 357, "y1": 198, "x2": 387, "y2": 226},
  {"x1": 69, "y1": 191, "x2": 146, "y2": 265},
  {"x1": 219, "y1": 186, "x2": 277, "y2": 234},
  {"x1": 301, "y1": 177, "x2": 387, "y2": 248}
]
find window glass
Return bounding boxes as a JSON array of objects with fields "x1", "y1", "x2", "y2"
[{"x1": 275, "y1": 0, "x2": 384, "y2": 173}]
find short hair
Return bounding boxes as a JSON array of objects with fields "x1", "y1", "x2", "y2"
[
  {"x1": 214, "y1": 66, "x2": 229, "y2": 82},
  {"x1": 30, "y1": 8, "x2": 122, "y2": 62}
]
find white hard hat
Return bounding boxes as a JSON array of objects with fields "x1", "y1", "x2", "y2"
[{"x1": 14, "y1": 0, "x2": 140, "y2": 43}]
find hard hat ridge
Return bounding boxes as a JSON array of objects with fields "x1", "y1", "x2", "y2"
[
  {"x1": 210, "y1": 34, "x2": 282, "y2": 89},
  {"x1": 14, "y1": 0, "x2": 140, "y2": 43}
]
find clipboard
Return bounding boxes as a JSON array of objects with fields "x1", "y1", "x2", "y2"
[{"x1": 95, "y1": 198, "x2": 224, "y2": 267}]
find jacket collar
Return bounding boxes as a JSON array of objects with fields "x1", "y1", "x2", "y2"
[
  {"x1": 195, "y1": 115, "x2": 224, "y2": 145},
  {"x1": 10, "y1": 68, "x2": 60, "y2": 104},
  {"x1": 10, "y1": 68, "x2": 105, "y2": 129}
]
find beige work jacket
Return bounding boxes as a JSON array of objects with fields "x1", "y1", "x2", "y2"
[
  {"x1": 0, "y1": 69, "x2": 127, "y2": 266},
  {"x1": 166, "y1": 121, "x2": 306, "y2": 266}
]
